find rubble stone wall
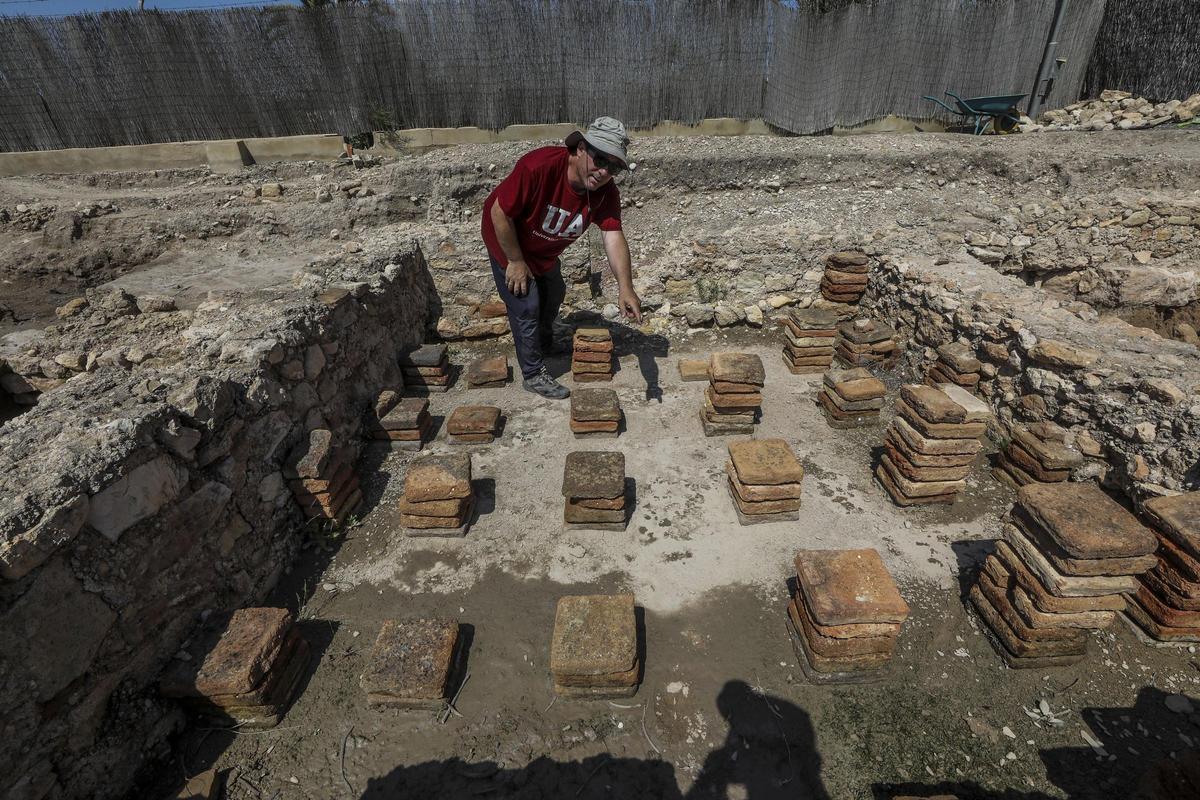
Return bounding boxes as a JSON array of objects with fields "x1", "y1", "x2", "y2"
[{"x1": 0, "y1": 245, "x2": 434, "y2": 800}]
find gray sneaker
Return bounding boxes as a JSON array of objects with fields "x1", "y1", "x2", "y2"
[{"x1": 523, "y1": 367, "x2": 571, "y2": 399}]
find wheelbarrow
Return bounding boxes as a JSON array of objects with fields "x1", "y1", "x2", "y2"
[{"x1": 922, "y1": 91, "x2": 1027, "y2": 135}]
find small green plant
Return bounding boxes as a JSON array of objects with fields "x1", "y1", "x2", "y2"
[{"x1": 695, "y1": 276, "x2": 726, "y2": 304}]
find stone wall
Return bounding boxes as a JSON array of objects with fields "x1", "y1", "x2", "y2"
[
  {"x1": 861, "y1": 252, "x2": 1200, "y2": 499},
  {"x1": 0, "y1": 244, "x2": 434, "y2": 800}
]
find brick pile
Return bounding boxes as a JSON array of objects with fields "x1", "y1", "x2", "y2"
[
  {"x1": 465, "y1": 355, "x2": 509, "y2": 388},
  {"x1": 562, "y1": 451, "x2": 627, "y2": 531},
  {"x1": 876, "y1": 384, "x2": 989, "y2": 507},
  {"x1": 365, "y1": 391, "x2": 431, "y2": 451},
  {"x1": 993, "y1": 422, "x2": 1083, "y2": 489},
  {"x1": 570, "y1": 387, "x2": 621, "y2": 438},
  {"x1": 725, "y1": 439, "x2": 803, "y2": 525},
  {"x1": 972, "y1": 483, "x2": 1157, "y2": 668},
  {"x1": 787, "y1": 549, "x2": 909, "y2": 684},
  {"x1": 160, "y1": 608, "x2": 309, "y2": 728},
  {"x1": 781, "y1": 307, "x2": 838, "y2": 374},
  {"x1": 1127, "y1": 492, "x2": 1200, "y2": 643},
  {"x1": 678, "y1": 358, "x2": 709, "y2": 382},
  {"x1": 400, "y1": 343, "x2": 451, "y2": 393},
  {"x1": 835, "y1": 318, "x2": 897, "y2": 368},
  {"x1": 400, "y1": 453, "x2": 474, "y2": 536},
  {"x1": 446, "y1": 405, "x2": 501, "y2": 444},
  {"x1": 817, "y1": 367, "x2": 885, "y2": 428},
  {"x1": 820, "y1": 250, "x2": 870, "y2": 304},
  {"x1": 285, "y1": 429, "x2": 362, "y2": 526},
  {"x1": 925, "y1": 342, "x2": 982, "y2": 394},
  {"x1": 550, "y1": 594, "x2": 639, "y2": 699},
  {"x1": 572, "y1": 327, "x2": 614, "y2": 382},
  {"x1": 701, "y1": 352, "x2": 764, "y2": 437},
  {"x1": 361, "y1": 618, "x2": 461, "y2": 709}
]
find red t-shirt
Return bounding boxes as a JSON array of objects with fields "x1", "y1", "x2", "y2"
[{"x1": 481, "y1": 146, "x2": 622, "y2": 275}]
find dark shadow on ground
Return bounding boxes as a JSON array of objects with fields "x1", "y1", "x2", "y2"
[
  {"x1": 560, "y1": 310, "x2": 670, "y2": 403},
  {"x1": 357, "y1": 679, "x2": 829, "y2": 799}
]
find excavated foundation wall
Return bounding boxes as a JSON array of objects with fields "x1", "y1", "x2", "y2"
[{"x1": 0, "y1": 246, "x2": 434, "y2": 800}]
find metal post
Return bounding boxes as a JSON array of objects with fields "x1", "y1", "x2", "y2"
[{"x1": 1028, "y1": 0, "x2": 1067, "y2": 119}]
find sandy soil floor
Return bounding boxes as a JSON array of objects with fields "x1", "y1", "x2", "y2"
[{"x1": 165, "y1": 329, "x2": 1200, "y2": 800}]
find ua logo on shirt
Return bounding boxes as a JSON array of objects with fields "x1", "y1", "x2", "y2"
[{"x1": 541, "y1": 205, "x2": 586, "y2": 239}]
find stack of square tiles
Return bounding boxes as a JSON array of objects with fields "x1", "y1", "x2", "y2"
[
  {"x1": 550, "y1": 594, "x2": 639, "y2": 699},
  {"x1": 701, "y1": 352, "x2": 764, "y2": 436},
  {"x1": 570, "y1": 388, "x2": 621, "y2": 438},
  {"x1": 876, "y1": 384, "x2": 990, "y2": 507},
  {"x1": 446, "y1": 405, "x2": 501, "y2": 444},
  {"x1": 971, "y1": 482, "x2": 1158, "y2": 668},
  {"x1": 725, "y1": 439, "x2": 803, "y2": 525},
  {"x1": 993, "y1": 422, "x2": 1083, "y2": 489},
  {"x1": 787, "y1": 549, "x2": 909, "y2": 684},
  {"x1": 925, "y1": 342, "x2": 981, "y2": 393},
  {"x1": 400, "y1": 453, "x2": 474, "y2": 537},
  {"x1": 572, "y1": 327, "x2": 613, "y2": 382},
  {"x1": 361, "y1": 618, "x2": 461, "y2": 709},
  {"x1": 818, "y1": 367, "x2": 885, "y2": 428},
  {"x1": 160, "y1": 608, "x2": 309, "y2": 729},
  {"x1": 781, "y1": 307, "x2": 839, "y2": 374},
  {"x1": 835, "y1": 318, "x2": 897, "y2": 368},
  {"x1": 400, "y1": 343, "x2": 451, "y2": 393},
  {"x1": 1128, "y1": 492, "x2": 1200, "y2": 643},
  {"x1": 562, "y1": 451, "x2": 627, "y2": 531},
  {"x1": 820, "y1": 250, "x2": 870, "y2": 304},
  {"x1": 285, "y1": 429, "x2": 362, "y2": 526},
  {"x1": 465, "y1": 355, "x2": 509, "y2": 388},
  {"x1": 365, "y1": 391, "x2": 431, "y2": 451}
]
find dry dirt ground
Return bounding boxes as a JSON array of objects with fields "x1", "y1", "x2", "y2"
[{"x1": 153, "y1": 329, "x2": 1200, "y2": 800}]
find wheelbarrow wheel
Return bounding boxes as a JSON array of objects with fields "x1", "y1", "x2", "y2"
[{"x1": 990, "y1": 107, "x2": 1021, "y2": 135}]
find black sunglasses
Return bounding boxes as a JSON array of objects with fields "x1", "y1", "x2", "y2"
[{"x1": 585, "y1": 144, "x2": 625, "y2": 176}]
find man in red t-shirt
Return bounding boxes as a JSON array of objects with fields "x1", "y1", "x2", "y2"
[{"x1": 482, "y1": 116, "x2": 643, "y2": 399}]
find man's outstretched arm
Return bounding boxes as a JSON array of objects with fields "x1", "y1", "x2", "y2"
[{"x1": 601, "y1": 228, "x2": 642, "y2": 323}]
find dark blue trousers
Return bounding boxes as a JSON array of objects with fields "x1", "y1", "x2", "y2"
[{"x1": 490, "y1": 256, "x2": 566, "y2": 378}]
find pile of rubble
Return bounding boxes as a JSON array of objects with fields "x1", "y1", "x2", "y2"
[{"x1": 1026, "y1": 89, "x2": 1200, "y2": 132}]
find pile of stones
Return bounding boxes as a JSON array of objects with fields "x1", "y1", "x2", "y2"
[
  {"x1": 701, "y1": 352, "x2": 765, "y2": 436},
  {"x1": 361, "y1": 618, "x2": 462, "y2": 709},
  {"x1": 550, "y1": 594, "x2": 639, "y2": 699},
  {"x1": 835, "y1": 318, "x2": 897, "y2": 368},
  {"x1": 1128, "y1": 492, "x2": 1200, "y2": 643},
  {"x1": 817, "y1": 367, "x2": 885, "y2": 428},
  {"x1": 787, "y1": 549, "x2": 909, "y2": 684},
  {"x1": 285, "y1": 429, "x2": 362, "y2": 526},
  {"x1": 725, "y1": 439, "x2": 803, "y2": 525},
  {"x1": 161, "y1": 608, "x2": 309, "y2": 729},
  {"x1": 924, "y1": 342, "x2": 981, "y2": 394},
  {"x1": 1029, "y1": 89, "x2": 1200, "y2": 132},
  {"x1": 400, "y1": 453, "x2": 474, "y2": 536},
  {"x1": 465, "y1": 355, "x2": 508, "y2": 388},
  {"x1": 572, "y1": 327, "x2": 614, "y2": 382},
  {"x1": 401, "y1": 343, "x2": 451, "y2": 393},
  {"x1": 570, "y1": 387, "x2": 622, "y2": 438},
  {"x1": 973, "y1": 483, "x2": 1157, "y2": 668},
  {"x1": 820, "y1": 250, "x2": 870, "y2": 304},
  {"x1": 445, "y1": 405, "x2": 502, "y2": 444},
  {"x1": 365, "y1": 391, "x2": 431, "y2": 451},
  {"x1": 562, "y1": 451, "x2": 628, "y2": 531},
  {"x1": 781, "y1": 307, "x2": 838, "y2": 374},
  {"x1": 993, "y1": 422, "x2": 1083, "y2": 489},
  {"x1": 877, "y1": 384, "x2": 989, "y2": 507}
]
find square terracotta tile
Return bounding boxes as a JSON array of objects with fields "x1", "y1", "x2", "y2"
[
  {"x1": 550, "y1": 594, "x2": 636, "y2": 677},
  {"x1": 793, "y1": 549, "x2": 909, "y2": 627},
  {"x1": 1018, "y1": 482, "x2": 1157, "y2": 559}
]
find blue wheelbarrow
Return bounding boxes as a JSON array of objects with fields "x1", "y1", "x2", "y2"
[{"x1": 922, "y1": 91, "x2": 1027, "y2": 135}]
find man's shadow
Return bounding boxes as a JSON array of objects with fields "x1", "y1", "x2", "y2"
[
  {"x1": 350, "y1": 679, "x2": 827, "y2": 799},
  {"x1": 687, "y1": 679, "x2": 830, "y2": 800},
  {"x1": 559, "y1": 311, "x2": 670, "y2": 403}
]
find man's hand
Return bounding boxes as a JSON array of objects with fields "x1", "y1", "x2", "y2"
[
  {"x1": 618, "y1": 288, "x2": 643, "y2": 323},
  {"x1": 506, "y1": 260, "x2": 532, "y2": 297}
]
